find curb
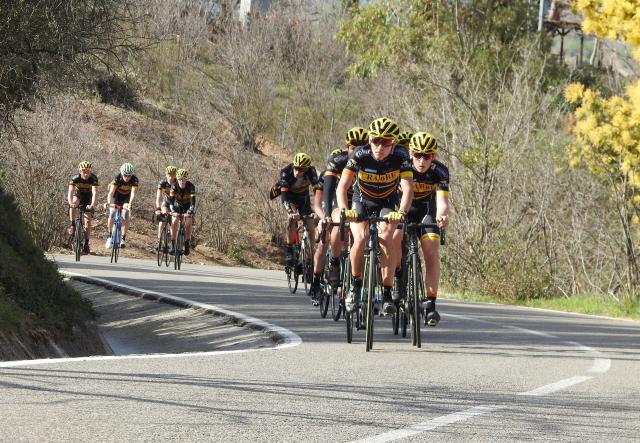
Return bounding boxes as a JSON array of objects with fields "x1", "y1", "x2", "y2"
[{"x1": 62, "y1": 271, "x2": 302, "y2": 347}]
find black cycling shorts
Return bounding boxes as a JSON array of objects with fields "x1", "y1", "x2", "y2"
[
  {"x1": 407, "y1": 200, "x2": 440, "y2": 240},
  {"x1": 286, "y1": 193, "x2": 313, "y2": 218},
  {"x1": 352, "y1": 188, "x2": 398, "y2": 219},
  {"x1": 111, "y1": 193, "x2": 131, "y2": 206}
]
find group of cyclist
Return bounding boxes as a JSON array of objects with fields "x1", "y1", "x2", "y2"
[
  {"x1": 67, "y1": 162, "x2": 196, "y2": 256},
  {"x1": 275, "y1": 117, "x2": 449, "y2": 326}
]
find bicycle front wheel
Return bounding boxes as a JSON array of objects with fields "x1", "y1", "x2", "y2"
[
  {"x1": 365, "y1": 252, "x2": 376, "y2": 352},
  {"x1": 74, "y1": 225, "x2": 83, "y2": 262},
  {"x1": 175, "y1": 229, "x2": 184, "y2": 270},
  {"x1": 411, "y1": 253, "x2": 422, "y2": 348},
  {"x1": 301, "y1": 240, "x2": 313, "y2": 295},
  {"x1": 157, "y1": 224, "x2": 165, "y2": 267}
]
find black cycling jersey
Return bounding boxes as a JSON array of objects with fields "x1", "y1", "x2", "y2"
[
  {"x1": 404, "y1": 160, "x2": 449, "y2": 240},
  {"x1": 408, "y1": 159, "x2": 449, "y2": 206},
  {"x1": 110, "y1": 174, "x2": 139, "y2": 197},
  {"x1": 158, "y1": 178, "x2": 175, "y2": 198},
  {"x1": 170, "y1": 180, "x2": 196, "y2": 213},
  {"x1": 278, "y1": 163, "x2": 320, "y2": 214},
  {"x1": 343, "y1": 144, "x2": 412, "y2": 203},
  {"x1": 323, "y1": 148, "x2": 356, "y2": 217},
  {"x1": 69, "y1": 173, "x2": 99, "y2": 197}
]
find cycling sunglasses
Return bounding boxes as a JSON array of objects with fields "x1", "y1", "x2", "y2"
[
  {"x1": 370, "y1": 137, "x2": 395, "y2": 147},
  {"x1": 413, "y1": 153, "x2": 434, "y2": 161}
]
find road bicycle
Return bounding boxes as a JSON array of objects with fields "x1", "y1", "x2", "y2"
[
  {"x1": 316, "y1": 218, "x2": 351, "y2": 323},
  {"x1": 394, "y1": 221, "x2": 446, "y2": 348},
  {"x1": 70, "y1": 204, "x2": 93, "y2": 262},
  {"x1": 172, "y1": 212, "x2": 189, "y2": 270},
  {"x1": 316, "y1": 220, "x2": 345, "y2": 319},
  {"x1": 285, "y1": 215, "x2": 314, "y2": 295},
  {"x1": 108, "y1": 205, "x2": 123, "y2": 263},
  {"x1": 154, "y1": 213, "x2": 171, "y2": 267},
  {"x1": 343, "y1": 213, "x2": 390, "y2": 351}
]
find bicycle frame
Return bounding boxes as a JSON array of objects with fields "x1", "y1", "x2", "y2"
[{"x1": 110, "y1": 207, "x2": 122, "y2": 263}]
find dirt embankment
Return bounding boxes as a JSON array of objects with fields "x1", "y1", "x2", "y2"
[{"x1": 0, "y1": 321, "x2": 106, "y2": 361}]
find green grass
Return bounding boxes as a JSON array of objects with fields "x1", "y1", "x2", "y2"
[
  {"x1": 0, "y1": 289, "x2": 24, "y2": 332},
  {"x1": 443, "y1": 290, "x2": 640, "y2": 320}
]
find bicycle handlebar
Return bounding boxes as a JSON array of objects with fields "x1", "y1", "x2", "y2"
[{"x1": 315, "y1": 221, "x2": 342, "y2": 243}]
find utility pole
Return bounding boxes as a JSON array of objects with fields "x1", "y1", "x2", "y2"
[{"x1": 538, "y1": 0, "x2": 546, "y2": 32}]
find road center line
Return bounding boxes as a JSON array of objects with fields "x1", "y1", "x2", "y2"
[
  {"x1": 517, "y1": 376, "x2": 593, "y2": 396},
  {"x1": 355, "y1": 312, "x2": 613, "y2": 443},
  {"x1": 349, "y1": 405, "x2": 502, "y2": 443}
]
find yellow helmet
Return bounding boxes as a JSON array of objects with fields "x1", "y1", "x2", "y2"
[
  {"x1": 397, "y1": 131, "x2": 413, "y2": 147},
  {"x1": 176, "y1": 168, "x2": 189, "y2": 179},
  {"x1": 409, "y1": 132, "x2": 438, "y2": 154},
  {"x1": 78, "y1": 161, "x2": 92, "y2": 170},
  {"x1": 165, "y1": 165, "x2": 177, "y2": 174},
  {"x1": 345, "y1": 127, "x2": 369, "y2": 146},
  {"x1": 368, "y1": 117, "x2": 400, "y2": 140},
  {"x1": 293, "y1": 152, "x2": 312, "y2": 168}
]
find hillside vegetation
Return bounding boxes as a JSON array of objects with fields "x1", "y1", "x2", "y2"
[
  {"x1": 0, "y1": 185, "x2": 96, "y2": 338},
  {"x1": 0, "y1": 0, "x2": 637, "y2": 320}
]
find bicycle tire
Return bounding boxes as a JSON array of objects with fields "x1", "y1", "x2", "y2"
[
  {"x1": 301, "y1": 238, "x2": 313, "y2": 296},
  {"x1": 346, "y1": 308, "x2": 353, "y2": 343},
  {"x1": 330, "y1": 286, "x2": 340, "y2": 321},
  {"x1": 75, "y1": 209, "x2": 86, "y2": 262},
  {"x1": 365, "y1": 251, "x2": 375, "y2": 352},
  {"x1": 401, "y1": 307, "x2": 408, "y2": 337},
  {"x1": 175, "y1": 225, "x2": 184, "y2": 270},
  {"x1": 286, "y1": 266, "x2": 298, "y2": 293},
  {"x1": 157, "y1": 222, "x2": 164, "y2": 267},
  {"x1": 392, "y1": 308, "x2": 400, "y2": 335},
  {"x1": 320, "y1": 282, "x2": 330, "y2": 318},
  {"x1": 335, "y1": 253, "x2": 350, "y2": 322},
  {"x1": 411, "y1": 253, "x2": 422, "y2": 348},
  {"x1": 163, "y1": 226, "x2": 171, "y2": 266},
  {"x1": 110, "y1": 228, "x2": 118, "y2": 264}
]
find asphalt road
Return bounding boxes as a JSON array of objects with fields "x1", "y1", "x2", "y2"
[{"x1": 0, "y1": 255, "x2": 638, "y2": 442}]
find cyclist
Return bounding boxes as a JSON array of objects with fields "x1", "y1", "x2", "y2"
[
  {"x1": 406, "y1": 132, "x2": 449, "y2": 326},
  {"x1": 168, "y1": 168, "x2": 196, "y2": 256},
  {"x1": 278, "y1": 152, "x2": 320, "y2": 267},
  {"x1": 396, "y1": 131, "x2": 413, "y2": 150},
  {"x1": 309, "y1": 171, "x2": 327, "y2": 306},
  {"x1": 105, "y1": 162, "x2": 138, "y2": 249},
  {"x1": 67, "y1": 161, "x2": 99, "y2": 254},
  {"x1": 391, "y1": 129, "x2": 412, "y2": 297},
  {"x1": 320, "y1": 127, "x2": 369, "y2": 285},
  {"x1": 337, "y1": 117, "x2": 413, "y2": 315},
  {"x1": 155, "y1": 165, "x2": 177, "y2": 251}
]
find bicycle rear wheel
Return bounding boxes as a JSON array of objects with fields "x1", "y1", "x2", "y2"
[
  {"x1": 320, "y1": 281, "x2": 330, "y2": 318},
  {"x1": 286, "y1": 266, "x2": 299, "y2": 293}
]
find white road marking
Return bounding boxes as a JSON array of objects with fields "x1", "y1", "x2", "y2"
[
  {"x1": 349, "y1": 405, "x2": 502, "y2": 443},
  {"x1": 5, "y1": 268, "x2": 615, "y2": 441},
  {"x1": 355, "y1": 312, "x2": 613, "y2": 442},
  {"x1": 518, "y1": 376, "x2": 593, "y2": 396},
  {"x1": 0, "y1": 272, "x2": 302, "y2": 368}
]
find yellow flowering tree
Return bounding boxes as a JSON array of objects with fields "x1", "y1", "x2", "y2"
[{"x1": 566, "y1": 0, "x2": 640, "y2": 295}]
